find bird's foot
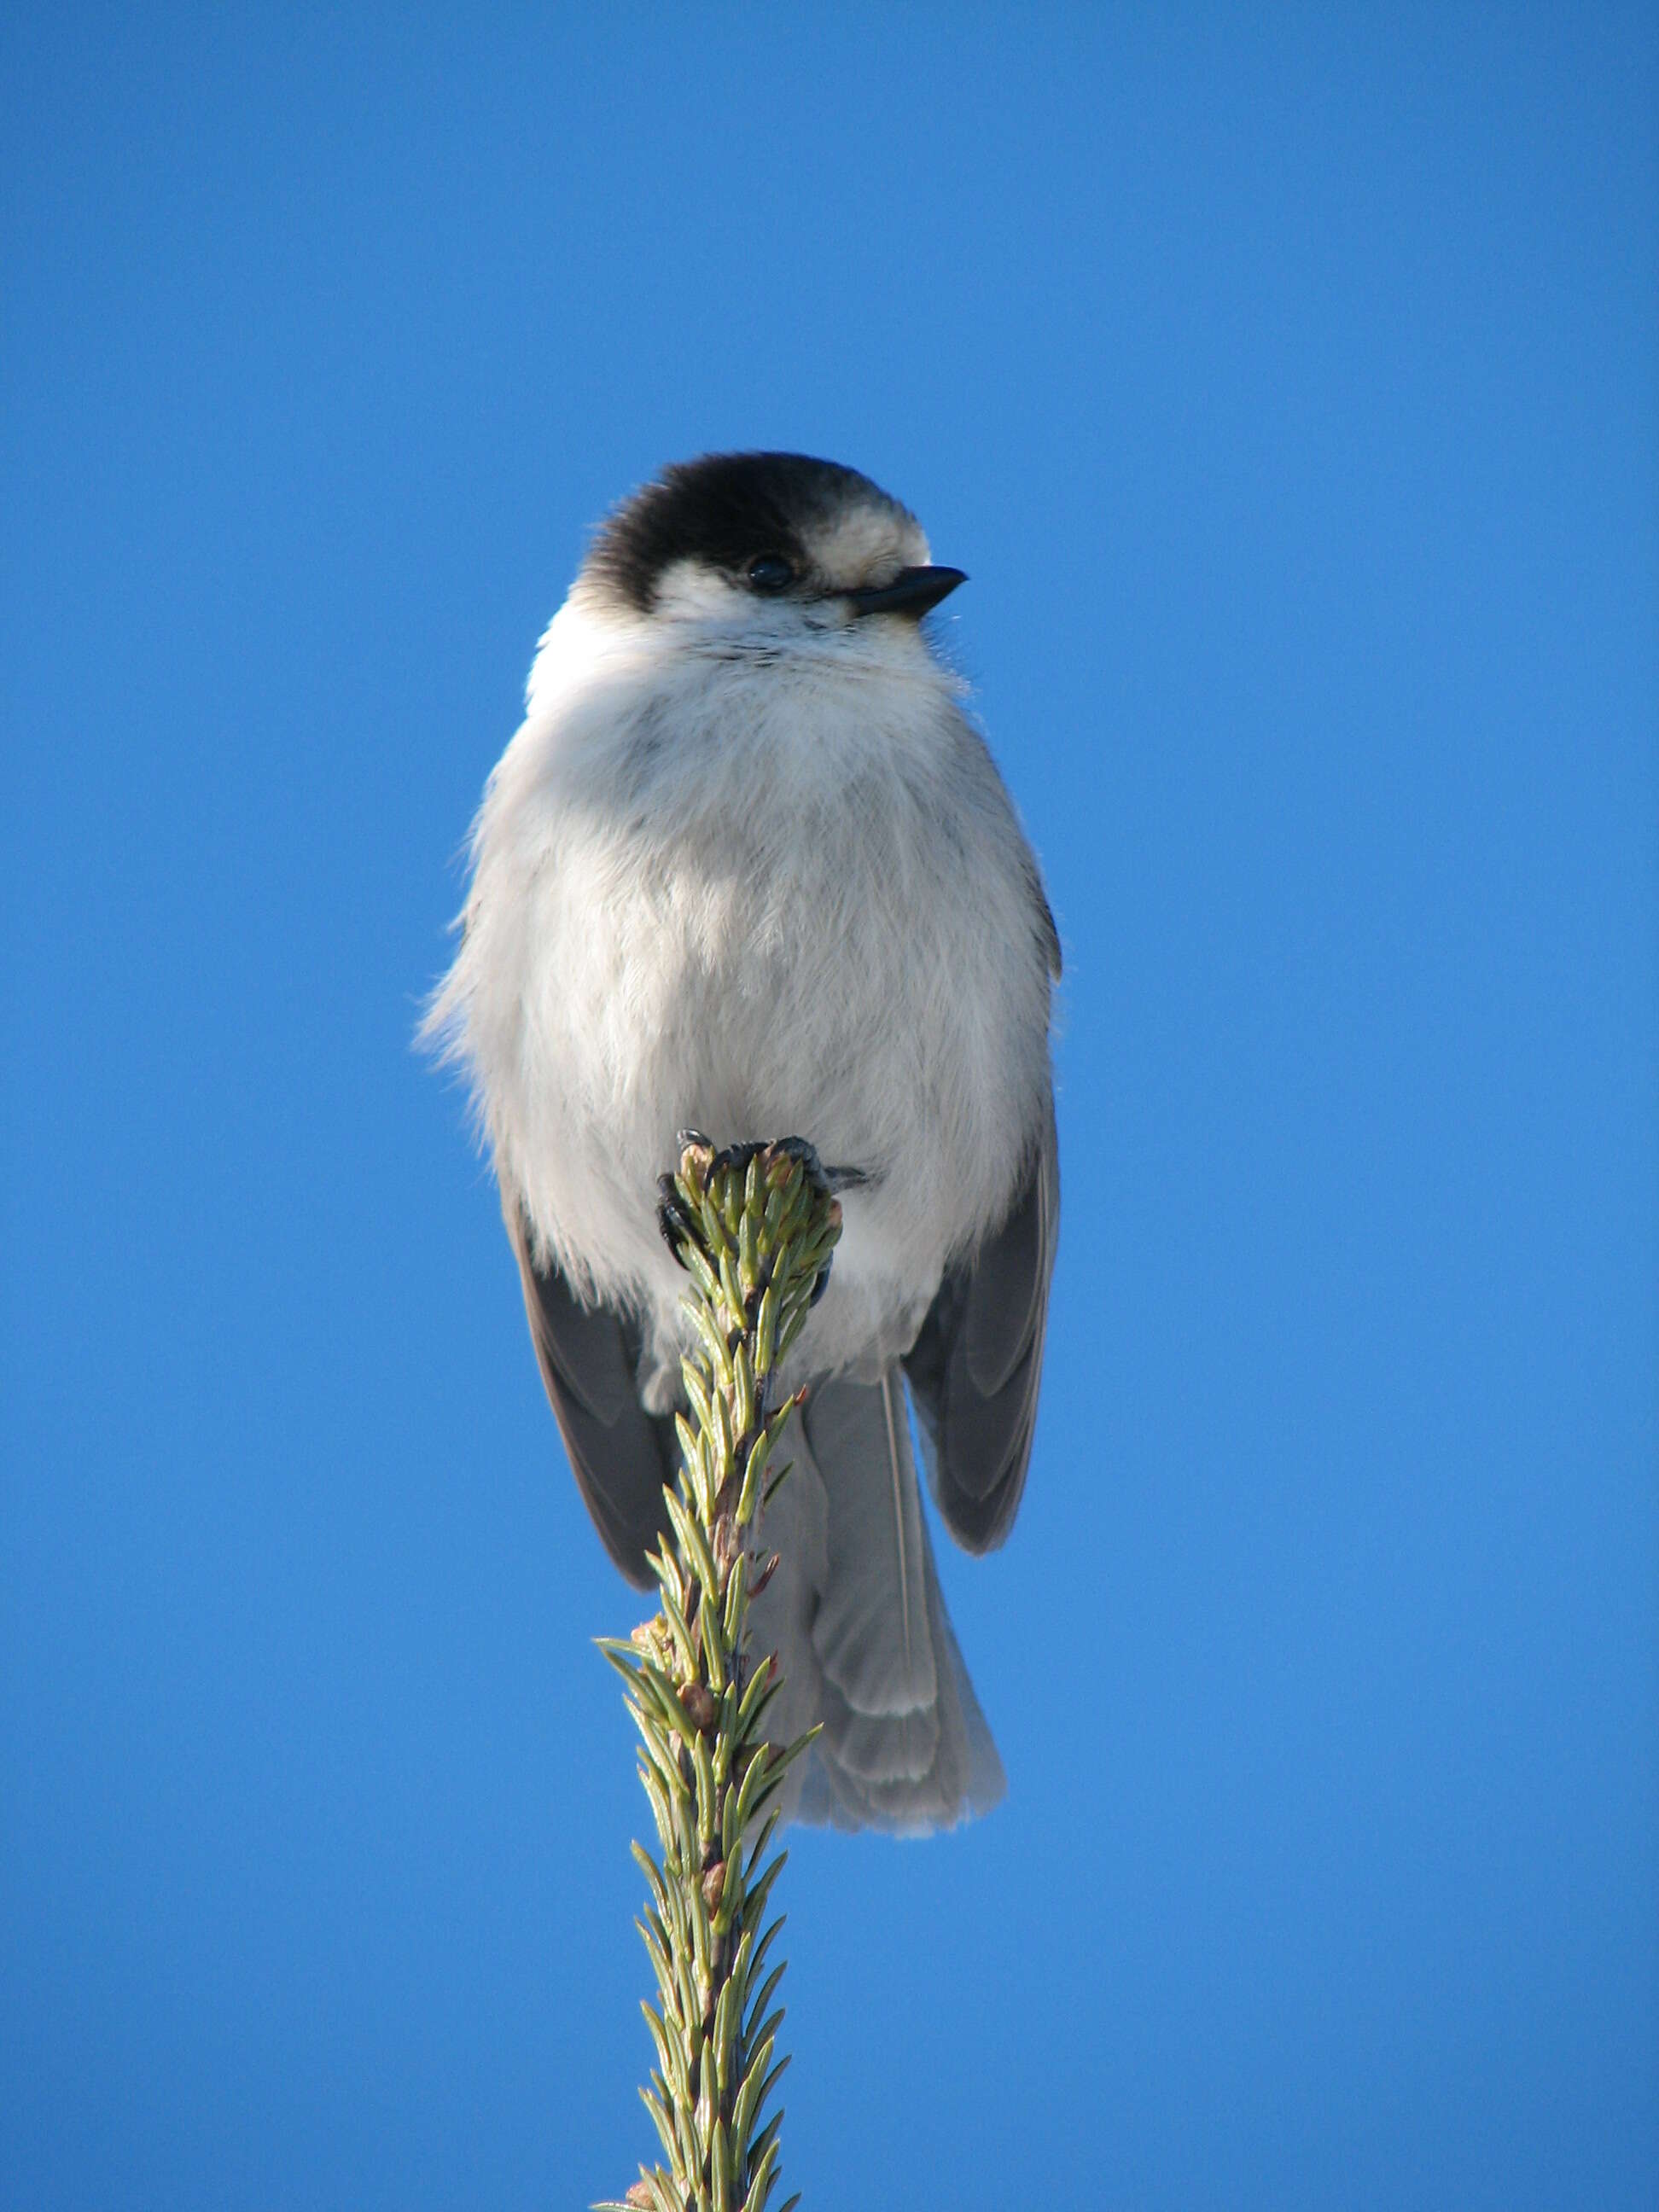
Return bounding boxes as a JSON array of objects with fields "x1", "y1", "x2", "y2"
[{"x1": 657, "y1": 1133, "x2": 859, "y2": 1306}]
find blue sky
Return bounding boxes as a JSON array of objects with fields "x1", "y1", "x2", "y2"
[{"x1": 4, "y1": 8, "x2": 1656, "y2": 2208}]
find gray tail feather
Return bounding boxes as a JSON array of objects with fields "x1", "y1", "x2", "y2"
[{"x1": 746, "y1": 1367, "x2": 1005, "y2": 1835}]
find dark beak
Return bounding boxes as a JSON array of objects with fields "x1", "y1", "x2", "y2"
[{"x1": 846, "y1": 564, "x2": 968, "y2": 620}]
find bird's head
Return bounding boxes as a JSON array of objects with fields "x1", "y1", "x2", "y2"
[{"x1": 572, "y1": 451, "x2": 966, "y2": 649}]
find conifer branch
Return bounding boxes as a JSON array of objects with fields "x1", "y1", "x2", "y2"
[{"x1": 597, "y1": 1137, "x2": 841, "y2": 2212}]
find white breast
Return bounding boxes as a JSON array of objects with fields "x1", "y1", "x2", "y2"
[{"x1": 428, "y1": 601, "x2": 1053, "y2": 1400}]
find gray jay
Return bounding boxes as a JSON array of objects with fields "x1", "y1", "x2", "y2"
[{"x1": 426, "y1": 452, "x2": 1059, "y2": 1832}]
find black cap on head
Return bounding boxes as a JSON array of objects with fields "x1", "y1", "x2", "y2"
[{"x1": 583, "y1": 451, "x2": 914, "y2": 614}]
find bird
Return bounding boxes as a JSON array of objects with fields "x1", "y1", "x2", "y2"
[{"x1": 424, "y1": 451, "x2": 1059, "y2": 1832}]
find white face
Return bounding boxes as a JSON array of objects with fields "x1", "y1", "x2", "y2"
[{"x1": 632, "y1": 498, "x2": 934, "y2": 637}]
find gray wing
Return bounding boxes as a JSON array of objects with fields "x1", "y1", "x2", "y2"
[
  {"x1": 509, "y1": 1210, "x2": 678, "y2": 1589},
  {"x1": 903, "y1": 1100, "x2": 1059, "y2": 1553}
]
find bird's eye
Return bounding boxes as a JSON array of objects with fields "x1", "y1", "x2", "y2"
[{"x1": 746, "y1": 554, "x2": 795, "y2": 595}]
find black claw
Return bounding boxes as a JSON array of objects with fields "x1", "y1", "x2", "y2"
[
  {"x1": 771, "y1": 1135, "x2": 827, "y2": 1189},
  {"x1": 772, "y1": 1138, "x2": 870, "y2": 1197},
  {"x1": 677, "y1": 1127, "x2": 713, "y2": 1151},
  {"x1": 656, "y1": 1173, "x2": 695, "y2": 1268}
]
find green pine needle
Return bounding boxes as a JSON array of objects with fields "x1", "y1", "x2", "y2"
[{"x1": 598, "y1": 1139, "x2": 841, "y2": 2212}]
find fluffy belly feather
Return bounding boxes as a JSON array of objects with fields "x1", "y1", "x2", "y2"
[
  {"x1": 434, "y1": 639, "x2": 1052, "y2": 1400},
  {"x1": 480, "y1": 791, "x2": 1040, "y2": 1394}
]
